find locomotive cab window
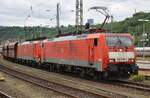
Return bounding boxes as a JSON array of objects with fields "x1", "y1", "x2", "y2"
[
  {"x1": 94, "y1": 38, "x2": 98, "y2": 46},
  {"x1": 106, "y1": 36, "x2": 132, "y2": 47}
]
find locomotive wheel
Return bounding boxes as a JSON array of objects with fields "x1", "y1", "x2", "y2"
[
  {"x1": 79, "y1": 69, "x2": 85, "y2": 78},
  {"x1": 102, "y1": 71, "x2": 108, "y2": 79},
  {"x1": 93, "y1": 72, "x2": 101, "y2": 81}
]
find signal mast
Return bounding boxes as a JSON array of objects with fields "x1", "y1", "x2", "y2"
[
  {"x1": 75, "y1": 0, "x2": 83, "y2": 34},
  {"x1": 56, "y1": 3, "x2": 61, "y2": 34}
]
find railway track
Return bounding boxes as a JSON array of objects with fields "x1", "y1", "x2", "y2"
[
  {"x1": 0, "y1": 91, "x2": 11, "y2": 98},
  {"x1": 0, "y1": 64, "x2": 117, "y2": 98},
  {"x1": 112, "y1": 80, "x2": 150, "y2": 92}
]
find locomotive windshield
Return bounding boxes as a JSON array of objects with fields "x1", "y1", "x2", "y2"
[{"x1": 106, "y1": 36, "x2": 132, "y2": 47}]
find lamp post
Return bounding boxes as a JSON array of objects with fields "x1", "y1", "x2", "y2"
[{"x1": 138, "y1": 19, "x2": 149, "y2": 59}]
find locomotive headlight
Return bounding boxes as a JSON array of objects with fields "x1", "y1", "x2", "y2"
[
  {"x1": 129, "y1": 59, "x2": 135, "y2": 62},
  {"x1": 109, "y1": 59, "x2": 115, "y2": 62},
  {"x1": 119, "y1": 49, "x2": 123, "y2": 52}
]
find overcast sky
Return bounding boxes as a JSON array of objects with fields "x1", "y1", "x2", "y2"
[{"x1": 0, "y1": 0, "x2": 150, "y2": 27}]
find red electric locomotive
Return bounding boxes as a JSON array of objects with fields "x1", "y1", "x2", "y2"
[
  {"x1": 17, "y1": 41, "x2": 42, "y2": 63},
  {"x1": 41, "y1": 33, "x2": 138, "y2": 78}
]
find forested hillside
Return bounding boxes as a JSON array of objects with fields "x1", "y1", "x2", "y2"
[{"x1": 0, "y1": 12, "x2": 150, "y2": 46}]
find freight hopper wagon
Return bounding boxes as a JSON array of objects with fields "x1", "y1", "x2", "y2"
[{"x1": 42, "y1": 33, "x2": 138, "y2": 79}]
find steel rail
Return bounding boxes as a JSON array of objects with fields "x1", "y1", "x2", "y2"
[
  {"x1": 0, "y1": 91, "x2": 11, "y2": 98},
  {"x1": 114, "y1": 80, "x2": 150, "y2": 92}
]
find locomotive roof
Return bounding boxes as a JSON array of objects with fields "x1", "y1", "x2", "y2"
[
  {"x1": 4, "y1": 42, "x2": 17, "y2": 47},
  {"x1": 52, "y1": 33, "x2": 101, "y2": 42},
  {"x1": 51, "y1": 33, "x2": 131, "y2": 42},
  {"x1": 8, "y1": 42, "x2": 17, "y2": 45},
  {"x1": 19, "y1": 40, "x2": 40, "y2": 45}
]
